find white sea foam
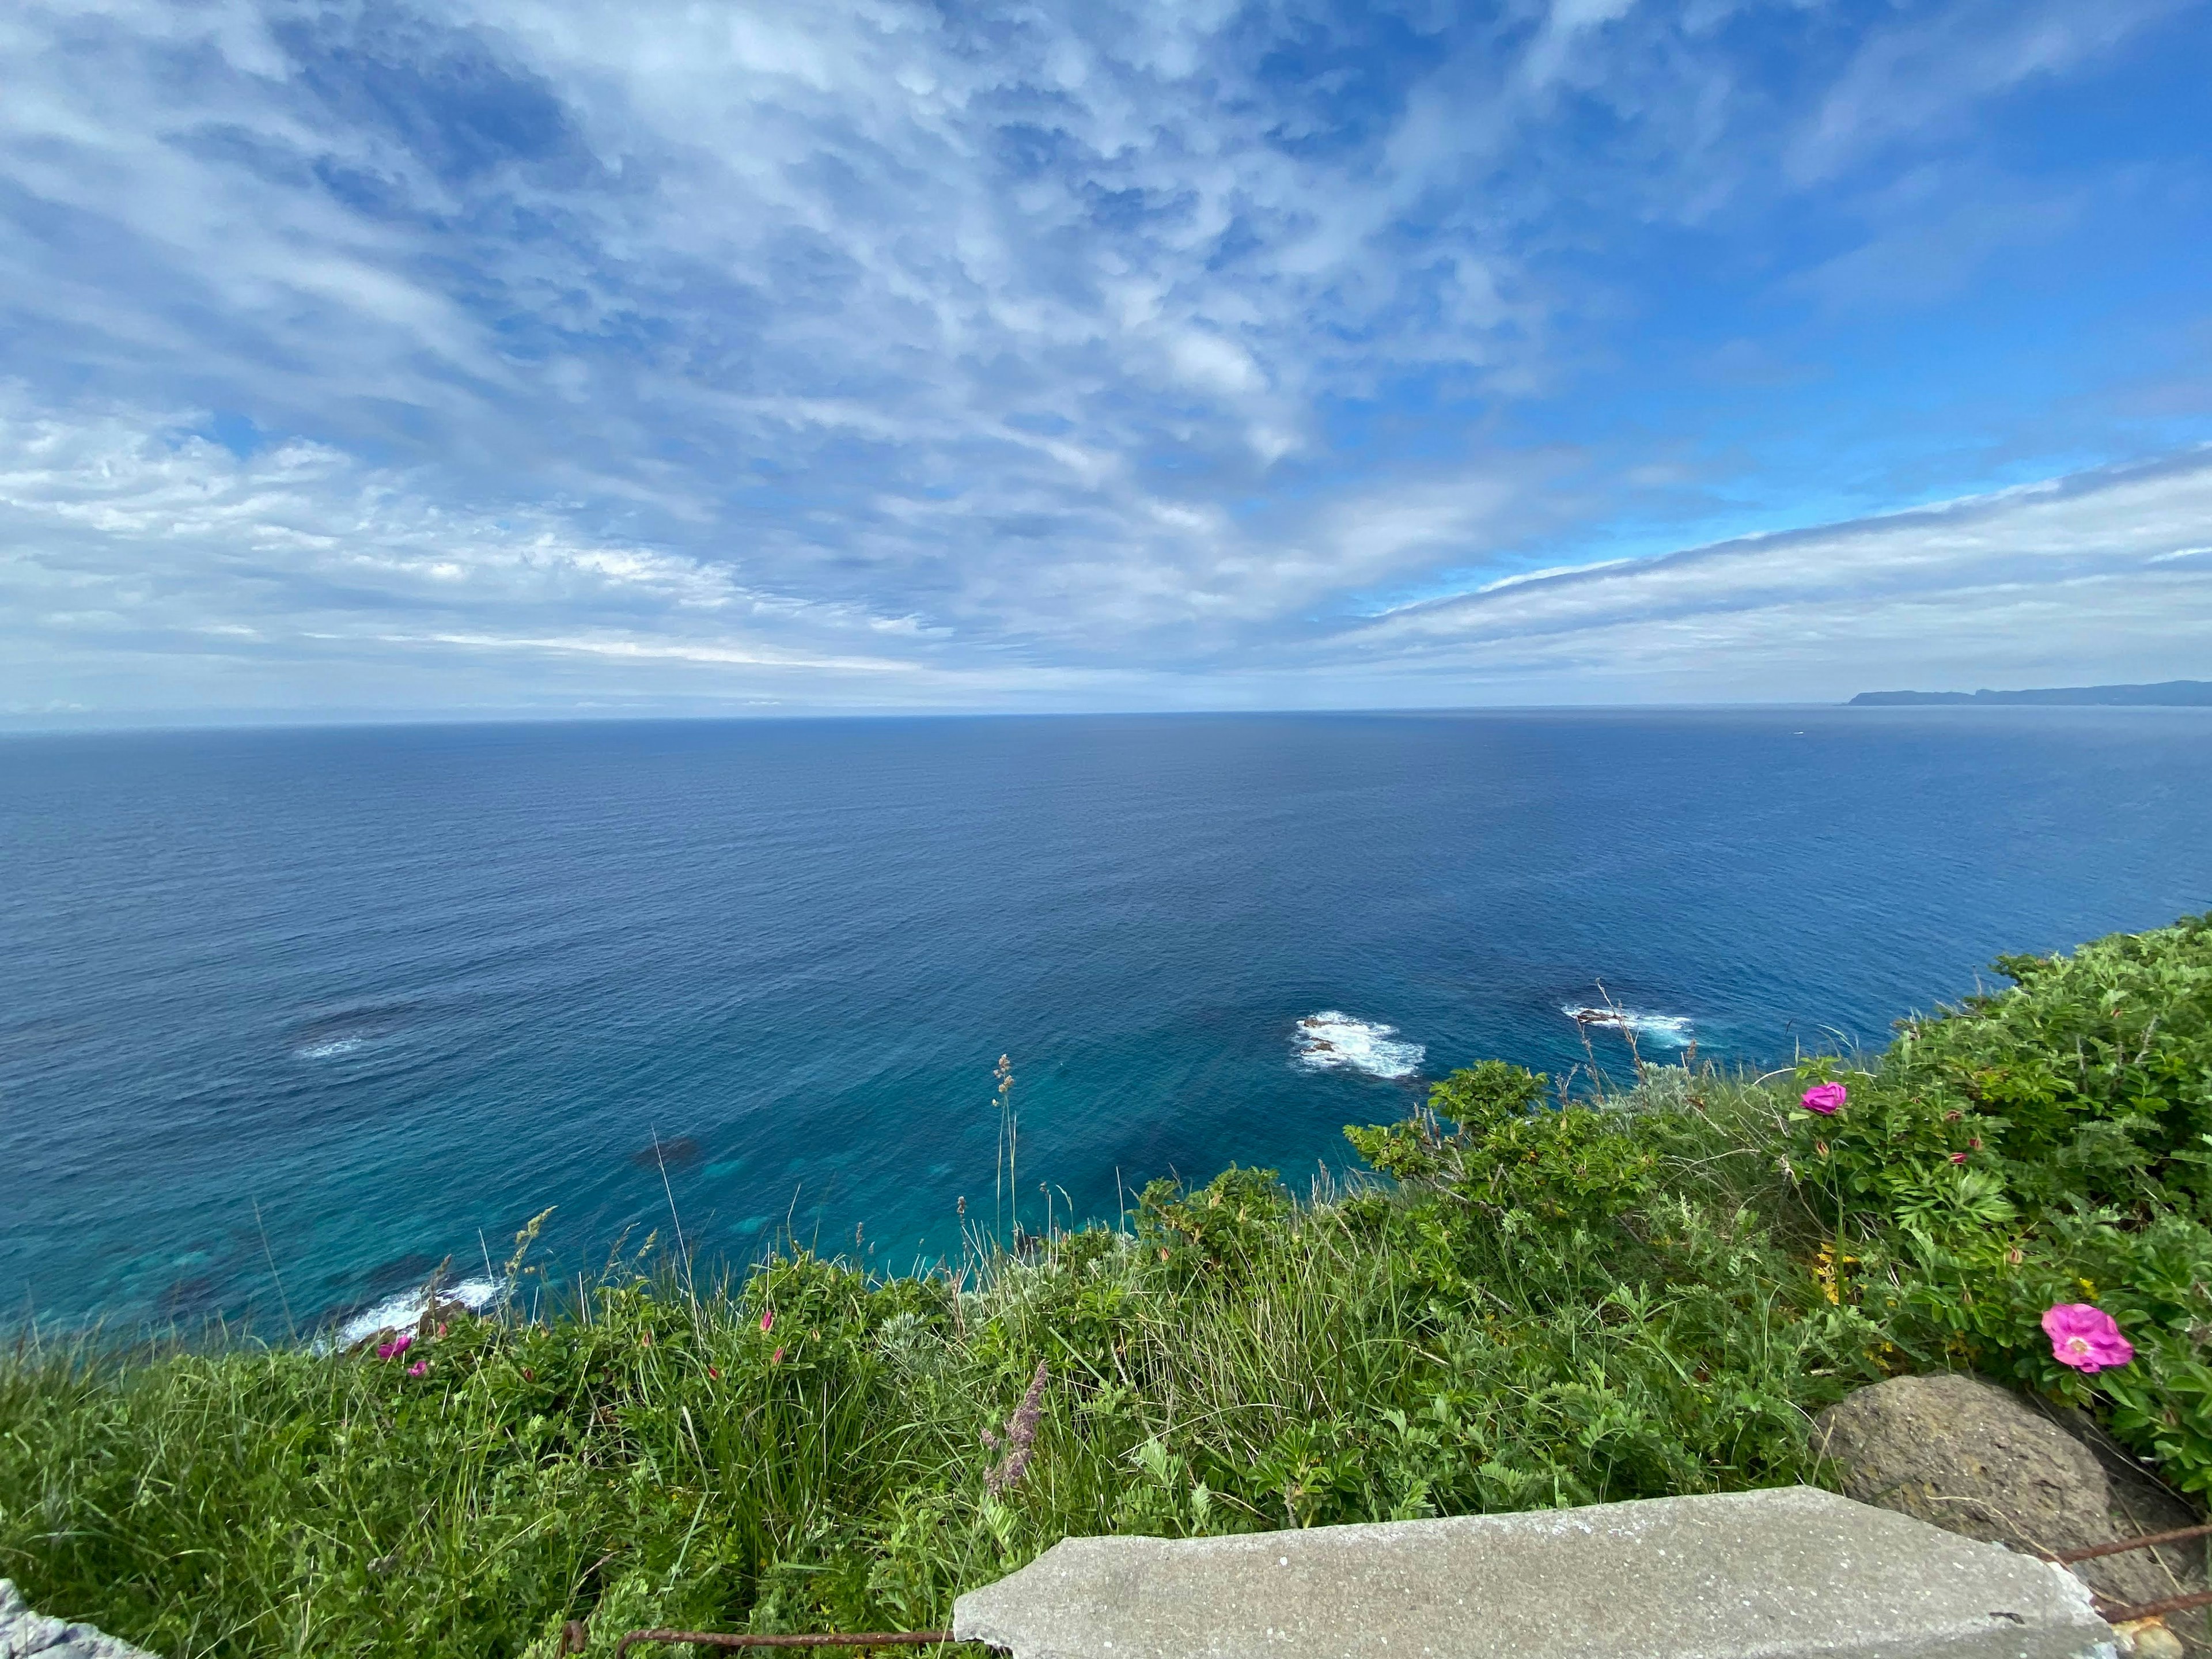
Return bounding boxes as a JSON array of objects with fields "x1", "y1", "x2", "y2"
[
  {"x1": 332, "y1": 1277, "x2": 503, "y2": 1350},
  {"x1": 1294, "y1": 1012, "x2": 1425, "y2": 1080},
  {"x1": 295, "y1": 1036, "x2": 367, "y2": 1060},
  {"x1": 1562, "y1": 1004, "x2": 1694, "y2": 1047}
]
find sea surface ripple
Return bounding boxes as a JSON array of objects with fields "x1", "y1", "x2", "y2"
[{"x1": 3, "y1": 709, "x2": 2208, "y2": 1330}]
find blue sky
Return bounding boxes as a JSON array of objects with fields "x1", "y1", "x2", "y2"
[{"x1": 3, "y1": 0, "x2": 2209, "y2": 721}]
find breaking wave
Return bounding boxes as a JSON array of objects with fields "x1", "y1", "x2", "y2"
[
  {"x1": 1294, "y1": 1012, "x2": 1425, "y2": 1080},
  {"x1": 330, "y1": 1277, "x2": 503, "y2": 1350},
  {"x1": 1562, "y1": 1004, "x2": 1694, "y2": 1047}
]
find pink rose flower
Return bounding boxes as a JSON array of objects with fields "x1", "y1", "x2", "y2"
[
  {"x1": 376, "y1": 1334, "x2": 413, "y2": 1361},
  {"x1": 1801, "y1": 1083, "x2": 1848, "y2": 1116},
  {"x1": 2042, "y1": 1304, "x2": 2133, "y2": 1373},
  {"x1": 760, "y1": 1308, "x2": 775, "y2": 1334},
  {"x1": 406, "y1": 1359, "x2": 429, "y2": 1377},
  {"x1": 1950, "y1": 1151, "x2": 1968, "y2": 1165}
]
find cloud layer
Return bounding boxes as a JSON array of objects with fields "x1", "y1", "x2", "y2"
[
  {"x1": 2, "y1": 0, "x2": 2208, "y2": 718},
  {"x1": 1338, "y1": 449, "x2": 2212, "y2": 701}
]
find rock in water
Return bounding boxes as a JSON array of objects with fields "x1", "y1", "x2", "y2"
[
  {"x1": 1815, "y1": 1374, "x2": 2207, "y2": 1641},
  {"x1": 0, "y1": 1582, "x2": 157, "y2": 1658}
]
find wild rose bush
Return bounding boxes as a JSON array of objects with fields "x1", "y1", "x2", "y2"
[
  {"x1": 1340, "y1": 915, "x2": 2212, "y2": 1495},
  {"x1": 1774, "y1": 913, "x2": 2212, "y2": 1491}
]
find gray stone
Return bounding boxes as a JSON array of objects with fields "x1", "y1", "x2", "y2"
[
  {"x1": 1814, "y1": 1375, "x2": 2206, "y2": 1626},
  {"x1": 0, "y1": 1582, "x2": 156, "y2": 1659},
  {"x1": 953, "y1": 1486, "x2": 2112, "y2": 1659}
]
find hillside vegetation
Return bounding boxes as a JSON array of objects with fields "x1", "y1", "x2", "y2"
[{"x1": 3, "y1": 915, "x2": 2209, "y2": 1657}]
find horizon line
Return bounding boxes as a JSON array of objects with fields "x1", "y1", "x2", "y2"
[{"x1": 10, "y1": 699, "x2": 2212, "y2": 739}]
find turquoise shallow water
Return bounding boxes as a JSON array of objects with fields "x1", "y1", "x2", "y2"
[{"x1": 4, "y1": 708, "x2": 2209, "y2": 1331}]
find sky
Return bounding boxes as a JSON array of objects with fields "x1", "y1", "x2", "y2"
[{"x1": 3, "y1": 0, "x2": 2210, "y2": 723}]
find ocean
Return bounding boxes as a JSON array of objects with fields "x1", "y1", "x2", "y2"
[{"x1": 4, "y1": 709, "x2": 2209, "y2": 1333}]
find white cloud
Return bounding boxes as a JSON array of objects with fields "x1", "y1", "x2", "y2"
[
  {"x1": 1521, "y1": 0, "x2": 1641, "y2": 89},
  {"x1": 9, "y1": 380, "x2": 2205, "y2": 715},
  {"x1": 0, "y1": 388, "x2": 961, "y2": 707},
  {"x1": 1786, "y1": 0, "x2": 2187, "y2": 184},
  {"x1": 0, "y1": 0, "x2": 2205, "y2": 717},
  {"x1": 1329, "y1": 450, "x2": 2212, "y2": 700}
]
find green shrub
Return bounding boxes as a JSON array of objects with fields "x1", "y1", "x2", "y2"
[{"x1": 1770, "y1": 915, "x2": 2212, "y2": 1490}]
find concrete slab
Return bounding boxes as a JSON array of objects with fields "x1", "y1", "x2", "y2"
[{"x1": 952, "y1": 1486, "x2": 2115, "y2": 1659}]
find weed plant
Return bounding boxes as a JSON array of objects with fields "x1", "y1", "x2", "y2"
[{"x1": 2, "y1": 916, "x2": 2207, "y2": 1657}]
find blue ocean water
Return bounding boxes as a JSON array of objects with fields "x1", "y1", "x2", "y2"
[{"x1": 4, "y1": 709, "x2": 2210, "y2": 1332}]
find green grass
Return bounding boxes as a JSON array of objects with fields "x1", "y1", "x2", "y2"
[{"x1": 4, "y1": 915, "x2": 2209, "y2": 1657}]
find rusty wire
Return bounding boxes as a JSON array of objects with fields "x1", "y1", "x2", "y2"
[
  {"x1": 2105, "y1": 1589, "x2": 2212, "y2": 1624},
  {"x1": 613, "y1": 1630, "x2": 991, "y2": 1659},
  {"x1": 2037, "y1": 1520, "x2": 2212, "y2": 1627},
  {"x1": 2048, "y1": 1522, "x2": 2212, "y2": 1567}
]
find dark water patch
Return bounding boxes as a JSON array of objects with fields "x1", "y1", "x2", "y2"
[
  {"x1": 357, "y1": 1251, "x2": 445, "y2": 1293},
  {"x1": 631, "y1": 1137, "x2": 703, "y2": 1170},
  {"x1": 158, "y1": 1274, "x2": 222, "y2": 1323}
]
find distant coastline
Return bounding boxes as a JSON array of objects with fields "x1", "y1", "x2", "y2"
[{"x1": 1849, "y1": 679, "x2": 2212, "y2": 707}]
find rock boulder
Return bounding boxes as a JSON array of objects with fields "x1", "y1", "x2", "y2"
[{"x1": 1815, "y1": 1373, "x2": 2206, "y2": 1638}]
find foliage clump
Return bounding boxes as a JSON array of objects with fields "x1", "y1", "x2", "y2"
[
  {"x1": 1791, "y1": 912, "x2": 2212, "y2": 1487},
  {"x1": 1, "y1": 916, "x2": 2206, "y2": 1656}
]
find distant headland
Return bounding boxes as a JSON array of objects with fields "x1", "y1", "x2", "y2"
[{"x1": 1849, "y1": 680, "x2": 2212, "y2": 706}]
